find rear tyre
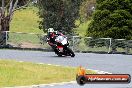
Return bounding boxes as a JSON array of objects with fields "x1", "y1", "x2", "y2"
[
  {"x1": 67, "y1": 47, "x2": 75, "y2": 57},
  {"x1": 56, "y1": 52, "x2": 62, "y2": 57}
]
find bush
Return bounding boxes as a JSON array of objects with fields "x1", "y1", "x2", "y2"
[{"x1": 87, "y1": 0, "x2": 132, "y2": 40}]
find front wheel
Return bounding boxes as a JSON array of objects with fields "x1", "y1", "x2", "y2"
[
  {"x1": 57, "y1": 53, "x2": 62, "y2": 57},
  {"x1": 67, "y1": 47, "x2": 75, "y2": 57},
  {"x1": 54, "y1": 49, "x2": 62, "y2": 57}
]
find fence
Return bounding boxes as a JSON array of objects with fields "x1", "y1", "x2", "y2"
[
  {"x1": 7, "y1": 32, "x2": 50, "y2": 49},
  {"x1": 0, "y1": 31, "x2": 132, "y2": 54},
  {"x1": 71, "y1": 36, "x2": 131, "y2": 54}
]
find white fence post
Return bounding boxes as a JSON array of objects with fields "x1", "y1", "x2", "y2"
[
  {"x1": 5, "y1": 31, "x2": 8, "y2": 45},
  {"x1": 108, "y1": 38, "x2": 112, "y2": 53},
  {"x1": 125, "y1": 40, "x2": 130, "y2": 54},
  {"x1": 72, "y1": 36, "x2": 74, "y2": 51}
]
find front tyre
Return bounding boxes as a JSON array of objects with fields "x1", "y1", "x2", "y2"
[
  {"x1": 67, "y1": 47, "x2": 75, "y2": 57},
  {"x1": 57, "y1": 53, "x2": 62, "y2": 57}
]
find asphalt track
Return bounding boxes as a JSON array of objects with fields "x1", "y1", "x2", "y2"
[{"x1": 0, "y1": 50, "x2": 132, "y2": 88}]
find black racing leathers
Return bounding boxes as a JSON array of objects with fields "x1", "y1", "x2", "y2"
[{"x1": 47, "y1": 33, "x2": 58, "y2": 54}]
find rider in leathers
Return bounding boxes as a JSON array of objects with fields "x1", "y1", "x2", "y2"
[{"x1": 47, "y1": 28, "x2": 64, "y2": 54}]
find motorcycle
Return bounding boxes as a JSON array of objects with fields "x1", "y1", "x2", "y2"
[{"x1": 54, "y1": 35, "x2": 75, "y2": 57}]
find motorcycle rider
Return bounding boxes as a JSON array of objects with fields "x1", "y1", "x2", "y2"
[
  {"x1": 47, "y1": 28, "x2": 75, "y2": 57},
  {"x1": 47, "y1": 28, "x2": 64, "y2": 54}
]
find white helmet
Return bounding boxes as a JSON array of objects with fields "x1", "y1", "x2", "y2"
[{"x1": 48, "y1": 28, "x2": 54, "y2": 32}]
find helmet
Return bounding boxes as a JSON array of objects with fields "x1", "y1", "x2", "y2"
[{"x1": 48, "y1": 28, "x2": 54, "y2": 33}]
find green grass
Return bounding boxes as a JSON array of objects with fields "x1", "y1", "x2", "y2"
[
  {"x1": 10, "y1": 5, "x2": 90, "y2": 35},
  {"x1": 8, "y1": 6, "x2": 52, "y2": 48},
  {"x1": 8, "y1": 32, "x2": 50, "y2": 48},
  {"x1": 0, "y1": 60, "x2": 96, "y2": 87},
  {"x1": 10, "y1": 6, "x2": 43, "y2": 34},
  {"x1": 9, "y1": 6, "x2": 45, "y2": 47},
  {"x1": 8, "y1": 32, "x2": 40, "y2": 44}
]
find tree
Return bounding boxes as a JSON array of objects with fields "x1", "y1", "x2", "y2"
[
  {"x1": 0, "y1": 0, "x2": 31, "y2": 46},
  {"x1": 0, "y1": 0, "x2": 29, "y2": 7},
  {"x1": 79, "y1": 0, "x2": 96, "y2": 22},
  {"x1": 38, "y1": 0, "x2": 83, "y2": 33},
  {"x1": 87, "y1": 0, "x2": 132, "y2": 39}
]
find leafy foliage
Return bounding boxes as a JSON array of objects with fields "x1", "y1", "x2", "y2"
[
  {"x1": 87, "y1": 0, "x2": 132, "y2": 39},
  {"x1": 79, "y1": 0, "x2": 96, "y2": 22},
  {"x1": 0, "y1": 0, "x2": 31, "y2": 46},
  {"x1": 38, "y1": 0, "x2": 83, "y2": 33},
  {"x1": 0, "y1": 0, "x2": 28, "y2": 7}
]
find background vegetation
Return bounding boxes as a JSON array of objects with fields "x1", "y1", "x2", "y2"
[
  {"x1": 87, "y1": 0, "x2": 132, "y2": 39},
  {"x1": 10, "y1": 6, "x2": 42, "y2": 34},
  {"x1": 38, "y1": 0, "x2": 84, "y2": 33},
  {"x1": 1, "y1": 0, "x2": 132, "y2": 39}
]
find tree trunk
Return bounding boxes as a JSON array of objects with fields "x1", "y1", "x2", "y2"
[
  {"x1": 0, "y1": 9, "x2": 9, "y2": 46},
  {"x1": 0, "y1": 0, "x2": 29, "y2": 47}
]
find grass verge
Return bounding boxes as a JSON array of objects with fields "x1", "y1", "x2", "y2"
[
  {"x1": 0, "y1": 60, "x2": 96, "y2": 87},
  {"x1": 10, "y1": 5, "x2": 43, "y2": 34},
  {"x1": 75, "y1": 20, "x2": 91, "y2": 37}
]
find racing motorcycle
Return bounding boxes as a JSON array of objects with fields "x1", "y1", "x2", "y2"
[{"x1": 54, "y1": 35, "x2": 75, "y2": 57}]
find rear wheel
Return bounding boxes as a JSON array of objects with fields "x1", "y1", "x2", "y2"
[{"x1": 67, "y1": 47, "x2": 75, "y2": 57}]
